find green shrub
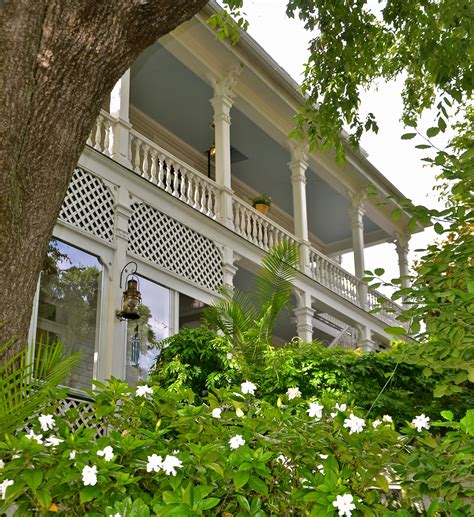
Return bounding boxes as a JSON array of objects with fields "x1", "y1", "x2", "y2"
[{"x1": 1, "y1": 378, "x2": 471, "y2": 515}]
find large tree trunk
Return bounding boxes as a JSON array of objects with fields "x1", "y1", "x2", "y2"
[{"x1": 0, "y1": 0, "x2": 208, "y2": 363}]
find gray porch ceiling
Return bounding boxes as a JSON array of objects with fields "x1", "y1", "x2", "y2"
[{"x1": 130, "y1": 41, "x2": 383, "y2": 248}]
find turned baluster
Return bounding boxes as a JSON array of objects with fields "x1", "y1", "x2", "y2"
[
  {"x1": 103, "y1": 119, "x2": 111, "y2": 156},
  {"x1": 133, "y1": 138, "x2": 142, "y2": 175},
  {"x1": 172, "y1": 162, "x2": 179, "y2": 197},
  {"x1": 141, "y1": 144, "x2": 150, "y2": 180},
  {"x1": 199, "y1": 180, "x2": 206, "y2": 213},
  {"x1": 186, "y1": 175, "x2": 194, "y2": 206},
  {"x1": 179, "y1": 169, "x2": 187, "y2": 202},
  {"x1": 164, "y1": 160, "x2": 173, "y2": 194},
  {"x1": 157, "y1": 154, "x2": 165, "y2": 189},
  {"x1": 94, "y1": 115, "x2": 103, "y2": 151},
  {"x1": 150, "y1": 151, "x2": 158, "y2": 184}
]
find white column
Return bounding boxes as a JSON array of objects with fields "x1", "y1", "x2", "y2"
[
  {"x1": 356, "y1": 324, "x2": 375, "y2": 352},
  {"x1": 109, "y1": 69, "x2": 132, "y2": 168},
  {"x1": 288, "y1": 142, "x2": 311, "y2": 275},
  {"x1": 395, "y1": 233, "x2": 410, "y2": 289},
  {"x1": 99, "y1": 186, "x2": 132, "y2": 381},
  {"x1": 209, "y1": 64, "x2": 242, "y2": 229},
  {"x1": 294, "y1": 289, "x2": 314, "y2": 342},
  {"x1": 348, "y1": 190, "x2": 367, "y2": 308}
]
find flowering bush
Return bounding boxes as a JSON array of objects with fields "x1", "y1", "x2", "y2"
[{"x1": 0, "y1": 379, "x2": 472, "y2": 515}]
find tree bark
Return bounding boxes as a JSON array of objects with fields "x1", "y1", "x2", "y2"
[{"x1": 0, "y1": 0, "x2": 208, "y2": 363}]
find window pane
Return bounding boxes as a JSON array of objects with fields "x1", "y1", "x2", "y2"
[
  {"x1": 37, "y1": 240, "x2": 102, "y2": 390},
  {"x1": 126, "y1": 275, "x2": 170, "y2": 385},
  {"x1": 179, "y1": 293, "x2": 208, "y2": 329}
]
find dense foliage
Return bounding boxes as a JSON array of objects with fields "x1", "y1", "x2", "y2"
[{"x1": 1, "y1": 379, "x2": 473, "y2": 515}]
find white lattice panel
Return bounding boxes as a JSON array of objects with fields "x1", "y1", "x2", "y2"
[
  {"x1": 58, "y1": 395, "x2": 107, "y2": 437},
  {"x1": 59, "y1": 168, "x2": 115, "y2": 242},
  {"x1": 128, "y1": 203, "x2": 223, "y2": 292}
]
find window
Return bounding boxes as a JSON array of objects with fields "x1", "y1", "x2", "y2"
[
  {"x1": 126, "y1": 275, "x2": 170, "y2": 385},
  {"x1": 179, "y1": 293, "x2": 208, "y2": 329},
  {"x1": 36, "y1": 240, "x2": 102, "y2": 390}
]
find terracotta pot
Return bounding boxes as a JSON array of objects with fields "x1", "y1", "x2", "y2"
[{"x1": 254, "y1": 203, "x2": 270, "y2": 215}]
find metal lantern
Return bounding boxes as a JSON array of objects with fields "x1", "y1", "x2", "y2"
[{"x1": 116, "y1": 262, "x2": 142, "y2": 320}]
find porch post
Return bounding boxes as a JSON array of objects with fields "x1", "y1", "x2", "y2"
[
  {"x1": 99, "y1": 185, "x2": 132, "y2": 381},
  {"x1": 395, "y1": 232, "x2": 411, "y2": 306},
  {"x1": 210, "y1": 64, "x2": 242, "y2": 230},
  {"x1": 294, "y1": 289, "x2": 314, "y2": 342},
  {"x1": 349, "y1": 190, "x2": 368, "y2": 308},
  {"x1": 288, "y1": 142, "x2": 311, "y2": 275},
  {"x1": 356, "y1": 324, "x2": 375, "y2": 352},
  {"x1": 109, "y1": 69, "x2": 132, "y2": 168},
  {"x1": 222, "y1": 246, "x2": 240, "y2": 289}
]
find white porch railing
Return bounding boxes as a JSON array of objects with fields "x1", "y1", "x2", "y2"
[
  {"x1": 368, "y1": 290, "x2": 403, "y2": 326},
  {"x1": 128, "y1": 130, "x2": 221, "y2": 220},
  {"x1": 232, "y1": 197, "x2": 298, "y2": 250},
  {"x1": 309, "y1": 247, "x2": 360, "y2": 305},
  {"x1": 87, "y1": 111, "x2": 115, "y2": 156}
]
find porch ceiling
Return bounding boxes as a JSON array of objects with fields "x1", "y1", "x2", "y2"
[{"x1": 130, "y1": 41, "x2": 384, "y2": 248}]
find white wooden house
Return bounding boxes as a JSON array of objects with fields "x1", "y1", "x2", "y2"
[{"x1": 28, "y1": 2, "x2": 418, "y2": 391}]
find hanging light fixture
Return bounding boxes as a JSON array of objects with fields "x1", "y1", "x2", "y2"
[
  {"x1": 116, "y1": 261, "x2": 142, "y2": 320},
  {"x1": 130, "y1": 324, "x2": 141, "y2": 366}
]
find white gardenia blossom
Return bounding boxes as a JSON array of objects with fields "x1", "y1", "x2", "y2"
[
  {"x1": 135, "y1": 385, "x2": 153, "y2": 397},
  {"x1": 161, "y1": 455, "x2": 183, "y2": 476},
  {"x1": 0, "y1": 460, "x2": 4, "y2": 469},
  {"x1": 69, "y1": 451, "x2": 76, "y2": 460},
  {"x1": 211, "y1": 408, "x2": 222, "y2": 419},
  {"x1": 82, "y1": 465, "x2": 98, "y2": 486},
  {"x1": 226, "y1": 352, "x2": 233, "y2": 360},
  {"x1": 25, "y1": 430, "x2": 43, "y2": 444},
  {"x1": 343, "y1": 413, "x2": 366, "y2": 435},
  {"x1": 330, "y1": 403, "x2": 347, "y2": 418},
  {"x1": 229, "y1": 434, "x2": 246, "y2": 449},
  {"x1": 0, "y1": 479, "x2": 14, "y2": 500},
  {"x1": 44, "y1": 436, "x2": 63, "y2": 447},
  {"x1": 286, "y1": 387, "x2": 302, "y2": 400},
  {"x1": 240, "y1": 381, "x2": 257, "y2": 395},
  {"x1": 235, "y1": 408, "x2": 244, "y2": 417},
  {"x1": 38, "y1": 414, "x2": 55, "y2": 432},
  {"x1": 146, "y1": 454, "x2": 163, "y2": 473},
  {"x1": 382, "y1": 415, "x2": 393, "y2": 423},
  {"x1": 97, "y1": 446, "x2": 114, "y2": 462},
  {"x1": 412, "y1": 414, "x2": 430, "y2": 432},
  {"x1": 332, "y1": 493, "x2": 356, "y2": 517},
  {"x1": 307, "y1": 402, "x2": 324, "y2": 420},
  {"x1": 319, "y1": 454, "x2": 328, "y2": 460},
  {"x1": 372, "y1": 419, "x2": 382, "y2": 429}
]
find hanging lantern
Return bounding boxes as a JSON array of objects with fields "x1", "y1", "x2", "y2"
[{"x1": 116, "y1": 262, "x2": 142, "y2": 320}]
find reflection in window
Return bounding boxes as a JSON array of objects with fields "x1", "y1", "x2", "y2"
[
  {"x1": 37, "y1": 240, "x2": 102, "y2": 390},
  {"x1": 179, "y1": 293, "x2": 208, "y2": 329},
  {"x1": 126, "y1": 276, "x2": 170, "y2": 385}
]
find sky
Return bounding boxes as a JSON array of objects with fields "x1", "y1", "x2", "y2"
[{"x1": 237, "y1": 0, "x2": 446, "y2": 293}]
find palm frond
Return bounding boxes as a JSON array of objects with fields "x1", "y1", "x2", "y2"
[{"x1": 0, "y1": 339, "x2": 81, "y2": 435}]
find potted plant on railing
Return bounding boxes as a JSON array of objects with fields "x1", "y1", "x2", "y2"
[{"x1": 251, "y1": 193, "x2": 272, "y2": 215}]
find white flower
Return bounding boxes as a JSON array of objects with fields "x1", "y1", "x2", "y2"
[
  {"x1": 25, "y1": 430, "x2": 43, "y2": 444},
  {"x1": 226, "y1": 352, "x2": 233, "y2": 360},
  {"x1": 135, "y1": 385, "x2": 153, "y2": 397},
  {"x1": 412, "y1": 414, "x2": 430, "y2": 432},
  {"x1": 38, "y1": 414, "x2": 55, "y2": 432},
  {"x1": 111, "y1": 514, "x2": 122, "y2": 517},
  {"x1": 332, "y1": 493, "x2": 356, "y2": 516},
  {"x1": 97, "y1": 446, "x2": 114, "y2": 462},
  {"x1": 382, "y1": 415, "x2": 393, "y2": 423},
  {"x1": 0, "y1": 479, "x2": 14, "y2": 500},
  {"x1": 69, "y1": 450, "x2": 76, "y2": 460},
  {"x1": 343, "y1": 413, "x2": 366, "y2": 435},
  {"x1": 161, "y1": 455, "x2": 183, "y2": 476},
  {"x1": 44, "y1": 436, "x2": 63, "y2": 447},
  {"x1": 212, "y1": 408, "x2": 222, "y2": 419},
  {"x1": 235, "y1": 408, "x2": 244, "y2": 417},
  {"x1": 229, "y1": 434, "x2": 245, "y2": 449},
  {"x1": 82, "y1": 465, "x2": 98, "y2": 486},
  {"x1": 240, "y1": 381, "x2": 256, "y2": 395},
  {"x1": 330, "y1": 403, "x2": 347, "y2": 418},
  {"x1": 307, "y1": 402, "x2": 324, "y2": 420},
  {"x1": 319, "y1": 454, "x2": 328, "y2": 460},
  {"x1": 146, "y1": 454, "x2": 163, "y2": 473},
  {"x1": 317, "y1": 463, "x2": 324, "y2": 473},
  {"x1": 372, "y1": 419, "x2": 382, "y2": 429},
  {"x1": 0, "y1": 460, "x2": 4, "y2": 469},
  {"x1": 286, "y1": 387, "x2": 302, "y2": 400}
]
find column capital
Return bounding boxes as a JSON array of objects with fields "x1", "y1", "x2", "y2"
[
  {"x1": 209, "y1": 63, "x2": 243, "y2": 103},
  {"x1": 288, "y1": 140, "x2": 309, "y2": 163},
  {"x1": 394, "y1": 232, "x2": 410, "y2": 255},
  {"x1": 347, "y1": 188, "x2": 366, "y2": 225}
]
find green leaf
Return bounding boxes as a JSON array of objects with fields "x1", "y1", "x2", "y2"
[
  {"x1": 460, "y1": 409, "x2": 474, "y2": 436},
  {"x1": 426, "y1": 127, "x2": 440, "y2": 138},
  {"x1": 35, "y1": 488, "x2": 52, "y2": 510},
  {"x1": 401, "y1": 133, "x2": 416, "y2": 140},
  {"x1": 236, "y1": 494, "x2": 251, "y2": 512},
  {"x1": 23, "y1": 470, "x2": 43, "y2": 491},
  {"x1": 80, "y1": 486, "x2": 100, "y2": 504},
  {"x1": 467, "y1": 280, "x2": 474, "y2": 294},
  {"x1": 374, "y1": 268, "x2": 385, "y2": 276},
  {"x1": 434, "y1": 222, "x2": 444, "y2": 234},
  {"x1": 375, "y1": 475, "x2": 389, "y2": 493},
  {"x1": 248, "y1": 475, "x2": 268, "y2": 495},
  {"x1": 440, "y1": 410, "x2": 453, "y2": 421},
  {"x1": 195, "y1": 498, "x2": 220, "y2": 511},
  {"x1": 233, "y1": 469, "x2": 250, "y2": 489},
  {"x1": 391, "y1": 208, "x2": 402, "y2": 221},
  {"x1": 385, "y1": 326, "x2": 406, "y2": 336}
]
